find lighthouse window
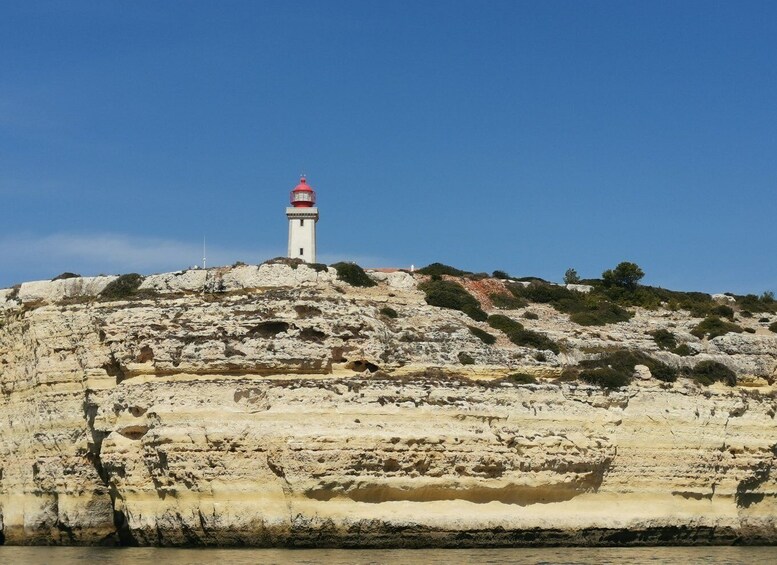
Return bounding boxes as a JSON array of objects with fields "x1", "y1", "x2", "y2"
[
  {"x1": 300, "y1": 219, "x2": 304, "y2": 226},
  {"x1": 299, "y1": 248, "x2": 304, "y2": 256}
]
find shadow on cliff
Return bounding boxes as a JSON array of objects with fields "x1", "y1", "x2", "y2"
[{"x1": 306, "y1": 475, "x2": 606, "y2": 506}]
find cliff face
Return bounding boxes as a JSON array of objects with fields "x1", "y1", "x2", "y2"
[{"x1": 0, "y1": 264, "x2": 776, "y2": 546}]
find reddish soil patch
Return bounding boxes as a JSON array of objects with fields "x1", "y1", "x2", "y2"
[{"x1": 457, "y1": 278, "x2": 510, "y2": 310}]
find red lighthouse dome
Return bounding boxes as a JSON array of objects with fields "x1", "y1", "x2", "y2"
[{"x1": 290, "y1": 177, "x2": 316, "y2": 208}]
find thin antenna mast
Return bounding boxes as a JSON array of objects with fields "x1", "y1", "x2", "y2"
[{"x1": 202, "y1": 236, "x2": 206, "y2": 270}]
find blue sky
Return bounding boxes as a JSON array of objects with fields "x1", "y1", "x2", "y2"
[{"x1": 1, "y1": 1, "x2": 776, "y2": 294}]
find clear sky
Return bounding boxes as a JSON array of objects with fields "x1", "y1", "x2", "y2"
[{"x1": 2, "y1": 1, "x2": 776, "y2": 293}]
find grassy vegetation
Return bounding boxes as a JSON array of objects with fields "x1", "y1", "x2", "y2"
[
  {"x1": 506, "y1": 281, "x2": 632, "y2": 326},
  {"x1": 468, "y1": 325, "x2": 496, "y2": 345},
  {"x1": 52, "y1": 272, "x2": 80, "y2": 281},
  {"x1": 420, "y1": 263, "x2": 776, "y2": 334},
  {"x1": 100, "y1": 274, "x2": 144, "y2": 300},
  {"x1": 522, "y1": 311, "x2": 539, "y2": 320},
  {"x1": 580, "y1": 367, "x2": 631, "y2": 390},
  {"x1": 569, "y1": 301, "x2": 632, "y2": 326},
  {"x1": 650, "y1": 329, "x2": 697, "y2": 357},
  {"x1": 569, "y1": 349, "x2": 679, "y2": 389},
  {"x1": 419, "y1": 278, "x2": 487, "y2": 321},
  {"x1": 489, "y1": 292, "x2": 528, "y2": 310},
  {"x1": 710, "y1": 304, "x2": 735, "y2": 320},
  {"x1": 650, "y1": 328, "x2": 677, "y2": 350},
  {"x1": 735, "y1": 293, "x2": 777, "y2": 314},
  {"x1": 674, "y1": 343, "x2": 694, "y2": 356},
  {"x1": 690, "y1": 316, "x2": 743, "y2": 339},
  {"x1": 510, "y1": 327, "x2": 560, "y2": 354},
  {"x1": 330, "y1": 262, "x2": 377, "y2": 288},
  {"x1": 686, "y1": 360, "x2": 737, "y2": 386},
  {"x1": 487, "y1": 314, "x2": 559, "y2": 353},
  {"x1": 417, "y1": 262, "x2": 470, "y2": 277},
  {"x1": 503, "y1": 372, "x2": 537, "y2": 384},
  {"x1": 487, "y1": 314, "x2": 523, "y2": 333},
  {"x1": 770, "y1": 322, "x2": 777, "y2": 333}
]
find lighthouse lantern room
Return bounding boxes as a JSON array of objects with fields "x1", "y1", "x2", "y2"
[{"x1": 286, "y1": 176, "x2": 319, "y2": 263}]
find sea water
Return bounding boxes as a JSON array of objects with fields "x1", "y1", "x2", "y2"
[{"x1": 0, "y1": 546, "x2": 774, "y2": 564}]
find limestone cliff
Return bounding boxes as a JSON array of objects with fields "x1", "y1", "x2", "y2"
[{"x1": 0, "y1": 263, "x2": 775, "y2": 546}]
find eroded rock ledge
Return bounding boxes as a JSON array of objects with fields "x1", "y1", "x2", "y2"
[{"x1": 0, "y1": 264, "x2": 775, "y2": 546}]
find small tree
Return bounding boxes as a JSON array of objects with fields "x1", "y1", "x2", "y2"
[
  {"x1": 563, "y1": 268, "x2": 580, "y2": 284},
  {"x1": 602, "y1": 261, "x2": 644, "y2": 290}
]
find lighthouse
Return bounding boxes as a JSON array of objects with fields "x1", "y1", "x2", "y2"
[{"x1": 286, "y1": 176, "x2": 319, "y2": 263}]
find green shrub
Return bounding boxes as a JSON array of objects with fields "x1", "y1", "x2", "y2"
[
  {"x1": 580, "y1": 367, "x2": 631, "y2": 389},
  {"x1": 264, "y1": 256, "x2": 304, "y2": 269},
  {"x1": 419, "y1": 279, "x2": 487, "y2": 321},
  {"x1": 590, "y1": 282, "x2": 714, "y2": 315},
  {"x1": 579, "y1": 349, "x2": 677, "y2": 385},
  {"x1": 759, "y1": 317, "x2": 770, "y2": 323},
  {"x1": 522, "y1": 311, "x2": 539, "y2": 320},
  {"x1": 650, "y1": 363, "x2": 679, "y2": 382},
  {"x1": 380, "y1": 306, "x2": 398, "y2": 319},
  {"x1": 690, "y1": 316, "x2": 743, "y2": 339},
  {"x1": 485, "y1": 314, "x2": 558, "y2": 353},
  {"x1": 52, "y1": 272, "x2": 80, "y2": 281},
  {"x1": 504, "y1": 372, "x2": 537, "y2": 384},
  {"x1": 7, "y1": 286, "x2": 20, "y2": 301},
  {"x1": 331, "y1": 262, "x2": 377, "y2": 287},
  {"x1": 770, "y1": 322, "x2": 777, "y2": 333},
  {"x1": 101, "y1": 274, "x2": 144, "y2": 300},
  {"x1": 458, "y1": 352, "x2": 475, "y2": 365},
  {"x1": 310, "y1": 263, "x2": 329, "y2": 273},
  {"x1": 710, "y1": 304, "x2": 735, "y2": 320},
  {"x1": 468, "y1": 325, "x2": 496, "y2": 345},
  {"x1": 492, "y1": 270, "x2": 510, "y2": 280},
  {"x1": 673, "y1": 343, "x2": 693, "y2": 356},
  {"x1": 490, "y1": 292, "x2": 528, "y2": 310},
  {"x1": 744, "y1": 327, "x2": 756, "y2": 334},
  {"x1": 510, "y1": 281, "x2": 632, "y2": 326},
  {"x1": 487, "y1": 314, "x2": 523, "y2": 334},
  {"x1": 688, "y1": 360, "x2": 736, "y2": 386},
  {"x1": 597, "y1": 285, "x2": 662, "y2": 310},
  {"x1": 512, "y1": 281, "x2": 575, "y2": 304},
  {"x1": 735, "y1": 293, "x2": 777, "y2": 314},
  {"x1": 569, "y1": 301, "x2": 632, "y2": 326},
  {"x1": 740, "y1": 310, "x2": 753, "y2": 318},
  {"x1": 418, "y1": 262, "x2": 469, "y2": 277},
  {"x1": 650, "y1": 328, "x2": 677, "y2": 350},
  {"x1": 507, "y1": 328, "x2": 560, "y2": 354}
]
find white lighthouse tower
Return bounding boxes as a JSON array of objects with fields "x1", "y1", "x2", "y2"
[{"x1": 286, "y1": 176, "x2": 319, "y2": 263}]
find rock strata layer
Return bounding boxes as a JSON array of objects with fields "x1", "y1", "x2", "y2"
[{"x1": 0, "y1": 264, "x2": 775, "y2": 546}]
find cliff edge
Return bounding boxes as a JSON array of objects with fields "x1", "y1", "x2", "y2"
[{"x1": 0, "y1": 262, "x2": 775, "y2": 546}]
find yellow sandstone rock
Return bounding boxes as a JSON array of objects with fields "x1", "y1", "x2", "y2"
[{"x1": 0, "y1": 265, "x2": 775, "y2": 546}]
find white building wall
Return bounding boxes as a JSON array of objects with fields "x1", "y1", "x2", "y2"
[{"x1": 286, "y1": 207, "x2": 318, "y2": 263}]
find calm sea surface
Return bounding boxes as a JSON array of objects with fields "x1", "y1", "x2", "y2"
[{"x1": 0, "y1": 547, "x2": 774, "y2": 565}]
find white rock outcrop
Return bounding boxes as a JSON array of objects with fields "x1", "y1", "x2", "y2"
[
  {"x1": 17, "y1": 275, "x2": 117, "y2": 304},
  {"x1": 368, "y1": 270, "x2": 417, "y2": 289}
]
